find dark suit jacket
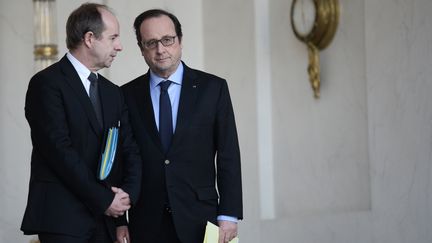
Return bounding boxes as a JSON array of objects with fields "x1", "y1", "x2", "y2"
[
  {"x1": 21, "y1": 55, "x2": 141, "y2": 238},
  {"x1": 122, "y1": 63, "x2": 243, "y2": 243}
]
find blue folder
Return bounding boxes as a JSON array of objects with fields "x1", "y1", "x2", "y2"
[{"x1": 98, "y1": 122, "x2": 120, "y2": 180}]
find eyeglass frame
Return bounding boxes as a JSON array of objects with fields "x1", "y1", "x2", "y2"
[{"x1": 141, "y1": 36, "x2": 177, "y2": 49}]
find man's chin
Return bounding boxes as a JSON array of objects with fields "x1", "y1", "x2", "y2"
[{"x1": 155, "y1": 64, "x2": 172, "y2": 72}]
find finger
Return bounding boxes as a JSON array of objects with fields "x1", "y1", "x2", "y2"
[
  {"x1": 224, "y1": 229, "x2": 237, "y2": 242},
  {"x1": 116, "y1": 235, "x2": 123, "y2": 243},
  {"x1": 119, "y1": 205, "x2": 131, "y2": 212},
  {"x1": 120, "y1": 197, "x2": 131, "y2": 204},
  {"x1": 120, "y1": 200, "x2": 130, "y2": 207},
  {"x1": 121, "y1": 194, "x2": 130, "y2": 199},
  {"x1": 117, "y1": 191, "x2": 129, "y2": 199},
  {"x1": 116, "y1": 206, "x2": 129, "y2": 213},
  {"x1": 224, "y1": 233, "x2": 232, "y2": 243},
  {"x1": 117, "y1": 195, "x2": 130, "y2": 204},
  {"x1": 218, "y1": 231, "x2": 225, "y2": 243},
  {"x1": 225, "y1": 229, "x2": 236, "y2": 240}
]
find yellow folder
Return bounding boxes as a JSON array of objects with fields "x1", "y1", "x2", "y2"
[{"x1": 203, "y1": 221, "x2": 239, "y2": 243}]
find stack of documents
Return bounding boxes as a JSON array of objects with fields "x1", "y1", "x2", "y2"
[
  {"x1": 98, "y1": 125, "x2": 119, "y2": 180},
  {"x1": 203, "y1": 221, "x2": 239, "y2": 243}
]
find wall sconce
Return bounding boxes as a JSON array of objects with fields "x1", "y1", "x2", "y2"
[{"x1": 33, "y1": 0, "x2": 58, "y2": 71}]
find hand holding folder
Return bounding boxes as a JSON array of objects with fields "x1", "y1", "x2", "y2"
[{"x1": 203, "y1": 221, "x2": 239, "y2": 243}]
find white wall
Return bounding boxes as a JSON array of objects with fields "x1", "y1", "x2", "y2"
[
  {"x1": 0, "y1": 0, "x2": 35, "y2": 241},
  {"x1": 366, "y1": 0, "x2": 432, "y2": 242},
  {"x1": 203, "y1": 0, "x2": 432, "y2": 242},
  {"x1": 1, "y1": 0, "x2": 431, "y2": 242}
]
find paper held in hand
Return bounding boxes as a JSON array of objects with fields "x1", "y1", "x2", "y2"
[{"x1": 203, "y1": 221, "x2": 239, "y2": 243}]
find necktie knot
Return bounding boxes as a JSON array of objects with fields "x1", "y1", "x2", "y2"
[
  {"x1": 159, "y1": 80, "x2": 171, "y2": 92},
  {"x1": 88, "y1": 72, "x2": 98, "y2": 84}
]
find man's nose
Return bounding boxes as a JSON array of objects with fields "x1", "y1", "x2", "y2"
[{"x1": 116, "y1": 40, "x2": 123, "y2": 51}]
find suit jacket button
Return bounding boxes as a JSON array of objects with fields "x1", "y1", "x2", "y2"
[{"x1": 165, "y1": 159, "x2": 170, "y2": 165}]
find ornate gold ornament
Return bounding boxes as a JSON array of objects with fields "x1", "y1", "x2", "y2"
[
  {"x1": 34, "y1": 44, "x2": 58, "y2": 59},
  {"x1": 290, "y1": 0, "x2": 340, "y2": 98}
]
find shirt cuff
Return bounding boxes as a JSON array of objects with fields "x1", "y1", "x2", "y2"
[{"x1": 217, "y1": 215, "x2": 238, "y2": 223}]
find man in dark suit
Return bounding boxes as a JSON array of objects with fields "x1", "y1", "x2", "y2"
[
  {"x1": 20, "y1": 3, "x2": 141, "y2": 243},
  {"x1": 118, "y1": 9, "x2": 242, "y2": 243}
]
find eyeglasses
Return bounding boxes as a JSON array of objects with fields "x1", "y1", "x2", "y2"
[{"x1": 142, "y1": 36, "x2": 177, "y2": 49}]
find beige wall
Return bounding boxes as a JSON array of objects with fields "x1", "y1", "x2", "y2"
[
  {"x1": 1, "y1": 0, "x2": 432, "y2": 242},
  {"x1": 0, "y1": 0, "x2": 34, "y2": 242}
]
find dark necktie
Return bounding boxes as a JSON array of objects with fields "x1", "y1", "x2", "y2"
[
  {"x1": 88, "y1": 72, "x2": 103, "y2": 128},
  {"x1": 159, "y1": 80, "x2": 173, "y2": 153}
]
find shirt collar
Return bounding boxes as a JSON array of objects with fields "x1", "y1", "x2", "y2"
[
  {"x1": 66, "y1": 52, "x2": 96, "y2": 81},
  {"x1": 149, "y1": 62, "x2": 184, "y2": 89}
]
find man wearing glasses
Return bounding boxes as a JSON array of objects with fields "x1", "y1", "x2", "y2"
[{"x1": 119, "y1": 9, "x2": 243, "y2": 243}]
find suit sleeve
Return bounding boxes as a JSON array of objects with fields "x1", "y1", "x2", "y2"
[
  {"x1": 25, "y1": 73, "x2": 114, "y2": 216},
  {"x1": 215, "y1": 79, "x2": 243, "y2": 219},
  {"x1": 117, "y1": 90, "x2": 142, "y2": 205}
]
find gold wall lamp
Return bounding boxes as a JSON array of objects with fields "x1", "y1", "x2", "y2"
[
  {"x1": 290, "y1": 0, "x2": 340, "y2": 98},
  {"x1": 33, "y1": 0, "x2": 58, "y2": 72}
]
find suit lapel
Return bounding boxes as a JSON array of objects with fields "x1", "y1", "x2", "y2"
[
  {"x1": 59, "y1": 56, "x2": 102, "y2": 137},
  {"x1": 99, "y1": 75, "x2": 116, "y2": 129},
  {"x1": 136, "y1": 74, "x2": 162, "y2": 150},
  {"x1": 171, "y1": 65, "x2": 199, "y2": 149}
]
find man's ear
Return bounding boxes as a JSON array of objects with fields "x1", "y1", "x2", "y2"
[{"x1": 83, "y1": 31, "x2": 94, "y2": 48}]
